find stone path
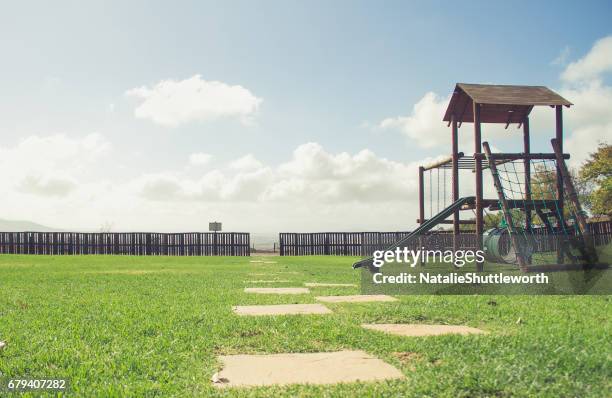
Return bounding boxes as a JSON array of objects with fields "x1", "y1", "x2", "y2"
[
  {"x1": 304, "y1": 282, "x2": 357, "y2": 287},
  {"x1": 362, "y1": 323, "x2": 486, "y2": 337},
  {"x1": 224, "y1": 262, "x2": 489, "y2": 389},
  {"x1": 316, "y1": 294, "x2": 398, "y2": 303},
  {"x1": 233, "y1": 304, "x2": 332, "y2": 316},
  {"x1": 213, "y1": 350, "x2": 404, "y2": 388},
  {"x1": 244, "y1": 287, "x2": 309, "y2": 294}
]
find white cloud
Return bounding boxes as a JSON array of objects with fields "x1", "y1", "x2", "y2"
[
  {"x1": 561, "y1": 36, "x2": 612, "y2": 83},
  {"x1": 126, "y1": 75, "x2": 262, "y2": 127},
  {"x1": 561, "y1": 82, "x2": 612, "y2": 167},
  {"x1": 557, "y1": 36, "x2": 612, "y2": 166},
  {"x1": 229, "y1": 154, "x2": 263, "y2": 171},
  {"x1": 379, "y1": 92, "x2": 450, "y2": 148},
  {"x1": 139, "y1": 173, "x2": 185, "y2": 201},
  {"x1": 0, "y1": 133, "x2": 109, "y2": 168},
  {"x1": 17, "y1": 175, "x2": 77, "y2": 197},
  {"x1": 117, "y1": 143, "x2": 426, "y2": 231},
  {"x1": 137, "y1": 143, "x2": 420, "y2": 204},
  {"x1": 551, "y1": 46, "x2": 570, "y2": 66},
  {"x1": 0, "y1": 133, "x2": 114, "y2": 228},
  {"x1": 189, "y1": 152, "x2": 212, "y2": 166},
  {"x1": 0, "y1": 134, "x2": 437, "y2": 231},
  {"x1": 378, "y1": 91, "x2": 519, "y2": 150},
  {"x1": 0, "y1": 133, "x2": 110, "y2": 199}
]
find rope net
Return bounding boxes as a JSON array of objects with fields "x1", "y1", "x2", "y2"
[
  {"x1": 424, "y1": 167, "x2": 451, "y2": 223},
  {"x1": 491, "y1": 158, "x2": 587, "y2": 266}
]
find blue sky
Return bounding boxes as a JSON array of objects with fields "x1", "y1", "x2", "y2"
[{"x1": 0, "y1": 1, "x2": 611, "y2": 232}]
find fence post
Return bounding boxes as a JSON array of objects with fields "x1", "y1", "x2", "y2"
[{"x1": 324, "y1": 234, "x2": 329, "y2": 255}]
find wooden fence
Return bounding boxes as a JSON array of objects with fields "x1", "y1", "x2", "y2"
[
  {"x1": 0, "y1": 232, "x2": 250, "y2": 256},
  {"x1": 279, "y1": 220, "x2": 612, "y2": 256},
  {"x1": 279, "y1": 232, "x2": 408, "y2": 256},
  {"x1": 279, "y1": 231, "x2": 479, "y2": 256},
  {"x1": 587, "y1": 220, "x2": 612, "y2": 246}
]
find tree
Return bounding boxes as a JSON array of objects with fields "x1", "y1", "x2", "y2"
[
  {"x1": 484, "y1": 212, "x2": 503, "y2": 229},
  {"x1": 484, "y1": 209, "x2": 525, "y2": 229},
  {"x1": 528, "y1": 164, "x2": 593, "y2": 223},
  {"x1": 99, "y1": 221, "x2": 114, "y2": 233},
  {"x1": 580, "y1": 143, "x2": 612, "y2": 216},
  {"x1": 458, "y1": 210, "x2": 524, "y2": 231}
]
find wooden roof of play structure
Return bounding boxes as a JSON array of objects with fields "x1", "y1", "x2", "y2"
[{"x1": 443, "y1": 83, "x2": 572, "y2": 124}]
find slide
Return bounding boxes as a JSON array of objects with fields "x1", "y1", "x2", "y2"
[{"x1": 352, "y1": 196, "x2": 475, "y2": 271}]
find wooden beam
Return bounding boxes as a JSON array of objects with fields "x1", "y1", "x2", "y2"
[
  {"x1": 523, "y1": 117, "x2": 532, "y2": 233},
  {"x1": 452, "y1": 116, "x2": 460, "y2": 248},
  {"x1": 551, "y1": 138, "x2": 598, "y2": 264},
  {"x1": 555, "y1": 105, "x2": 564, "y2": 264},
  {"x1": 504, "y1": 110, "x2": 514, "y2": 129},
  {"x1": 473, "y1": 102, "x2": 483, "y2": 272},
  {"x1": 418, "y1": 166, "x2": 425, "y2": 226},
  {"x1": 422, "y1": 154, "x2": 453, "y2": 171},
  {"x1": 456, "y1": 98, "x2": 470, "y2": 128},
  {"x1": 417, "y1": 219, "x2": 476, "y2": 225},
  {"x1": 474, "y1": 153, "x2": 570, "y2": 160}
]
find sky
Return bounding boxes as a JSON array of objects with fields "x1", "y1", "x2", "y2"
[{"x1": 0, "y1": 1, "x2": 611, "y2": 233}]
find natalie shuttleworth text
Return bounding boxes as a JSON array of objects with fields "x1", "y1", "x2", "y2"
[{"x1": 370, "y1": 247, "x2": 549, "y2": 286}]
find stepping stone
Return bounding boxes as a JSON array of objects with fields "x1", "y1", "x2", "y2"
[
  {"x1": 233, "y1": 304, "x2": 331, "y2": 316},
  {"x1": 362, "y1": 324, "x2": 487, "y2": 337},
  {"x1": 305, "y1": 282, "x2": 357, "y2": 287},
  {"x1": 244, "y1": 287, "x2": 309, "y2": 294},
  {"x1": 212, "y1": 350, "x2": 404, "y2": 388},
  {"x1": 316, "y1": 295, "x2": 397, "y2": 303}
]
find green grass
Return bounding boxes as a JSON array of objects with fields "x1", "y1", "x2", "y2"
[{"x1": 0, "y1": 255, "x2": 610, "y2": 397}]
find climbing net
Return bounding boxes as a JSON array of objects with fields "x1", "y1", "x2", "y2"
[{"x1": 491, "y1": 157, "x2": 588, "y2": 266}]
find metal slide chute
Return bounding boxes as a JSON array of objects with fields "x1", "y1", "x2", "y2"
[{"x1": 352, "y1": 196, "x2": 475, "y2": 271}]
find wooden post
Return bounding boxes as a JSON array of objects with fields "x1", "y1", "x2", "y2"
[
  {"x1": 451, "y1": 115, "x2": 460, "y2": 252},
  {"x1": 551, "y1": 138, "x2": 598, "y2": 264},
  {"x1": 523, "y1": 117, "x2": 531, "y2": 230},
  {"x1": 418, "y1": 166, "x2": 425, "y2": 225},
  {"x1": 418, "y1": 165, "x2": 426, "y2": 254},
  {"x1": 324, "y1": 234, "x2": 329, "y2": 255},
  {"x1": 483, "y1": 142, "x2": 527, "y2": 271},
  {"x1": 473, "y1": 102, "x2": 484, "y2": 271},
  {"x1": 555, "y1": 105, "x2": 564, "y2": 263},
  {"x1": 523, "y1": 117, "x2": 532, "y2": 265}
]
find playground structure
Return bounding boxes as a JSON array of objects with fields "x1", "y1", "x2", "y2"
[{"x1": 354, "y1": 83, "x2": 603, "y2": 272}]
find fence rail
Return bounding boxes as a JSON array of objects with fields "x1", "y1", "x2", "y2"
[
  {"x1": 0, "y1": 232, "x2": 250, "y2": 256},
  {"x1": 279, "y1": 231, "x2": 475, "y2": 256},
  {"x1": 279, "y1": 220, "x2": 612, "y2": 256}
]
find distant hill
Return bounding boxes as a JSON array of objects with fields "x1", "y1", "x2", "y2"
[{"x1": 0, "y1": 219, "x2": 61, "y2": 232}]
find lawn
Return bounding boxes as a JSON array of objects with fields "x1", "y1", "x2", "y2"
[{"x1": 0, "y1": 255, "x2": 610, "y2": 397}]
